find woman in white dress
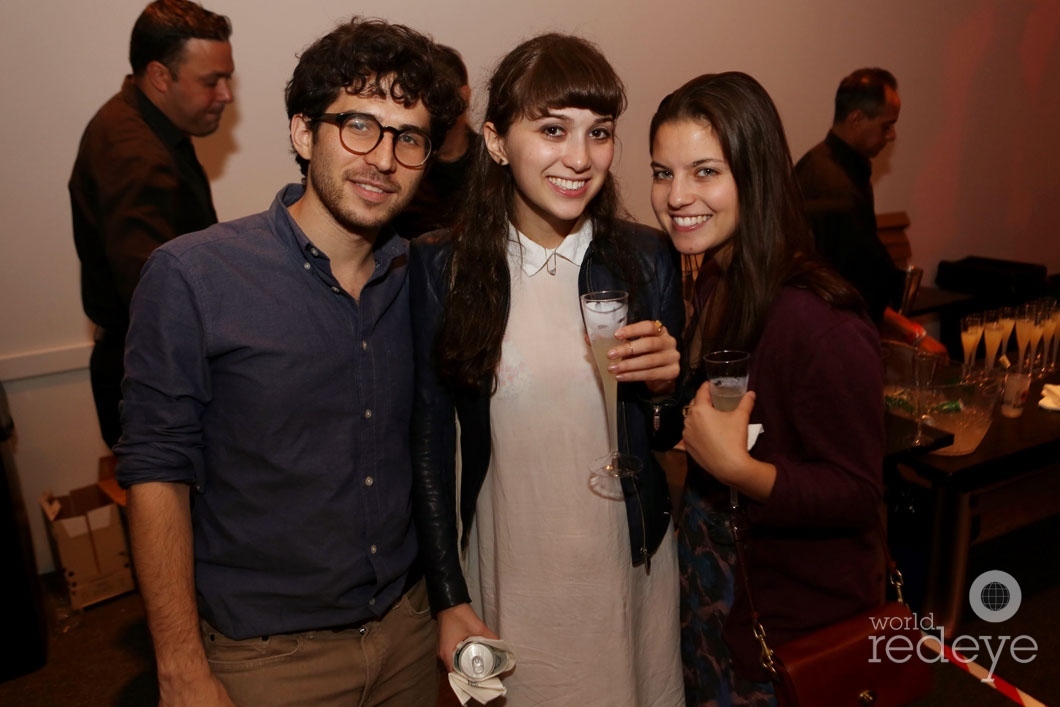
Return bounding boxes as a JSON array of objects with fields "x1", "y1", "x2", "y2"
[{"x1": 410, "y1": 34, "x2": 685, "y2": 705}]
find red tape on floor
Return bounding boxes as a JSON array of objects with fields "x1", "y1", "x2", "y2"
[{"x1": 920, "y1": 633, "x2": 1047, "y2": 706}]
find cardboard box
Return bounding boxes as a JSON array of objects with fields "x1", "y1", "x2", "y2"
[
  {"x1": 97, "y1": 454, "x2": 126, "y2": 507},
  {"x1": 40, "y1": 483, "x2": 134, "y2": 610}
]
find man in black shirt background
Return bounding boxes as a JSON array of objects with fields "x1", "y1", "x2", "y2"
[
  {"x1": 69, "y1": 0, "x2": 234, "y2": 447},
  {"x1": 796, "y1": 67, "x2": 945, "y2": 353}
]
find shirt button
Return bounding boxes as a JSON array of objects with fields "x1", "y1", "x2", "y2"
[
  {"x1": 364, "y1": 409, "x2": 372, "y2": 419},
  {"x1": 303, "y1": 262, "x2": 311, "y2": 270},
  {"x1": 368, "y1": 597, "x2": 376, "y2": 606},
  {"x1": 361, "y1": 340, "x2": 368, "y2": 351},
  {"x1": 370, "y1": 544, "x2": 378, "y2": 554},
  {"x1": 331, "y1": 286, "x2": 341, "y2": 294},
  {"x1": 364, "y1": 476, "x2": 374, "y2": 487},
  {"x1": 310, "y1": 247, "x2": 319, "y2": 256}
]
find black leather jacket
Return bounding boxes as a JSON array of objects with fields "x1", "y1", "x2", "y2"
[{"x1": 409, "y1": 222, "x2": 685, "y2": 612}]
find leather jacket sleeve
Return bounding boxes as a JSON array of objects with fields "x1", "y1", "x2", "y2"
[
  {"x1": 409, "y1": 234, "x2": 471, "y2": 612},
  {"x1": 622, "y1": 224, "x2": 688, "y2": 453},
  {"x1": 579, "y1": 223, "x2": 686, "y2": 564}
]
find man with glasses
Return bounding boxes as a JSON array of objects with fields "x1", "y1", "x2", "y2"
[
  {"x1": 115, "y1": 18, "x2": 464, "y2": 705},
  {"x1": 70, "y1": 0, "x2": 234, "y2": 449}
]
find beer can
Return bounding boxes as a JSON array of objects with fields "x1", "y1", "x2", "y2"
[{"x1": 455, "y1": 641, "x2": 500, "y2": 679}]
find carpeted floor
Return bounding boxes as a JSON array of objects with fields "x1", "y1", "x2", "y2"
[{"x1": 2, "y1": 517, "x2": 1057, "y2": 706}]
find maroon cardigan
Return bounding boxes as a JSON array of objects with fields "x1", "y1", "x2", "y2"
[{"x1": 721, "y1": 286, "x2": 886, "y2": 680}]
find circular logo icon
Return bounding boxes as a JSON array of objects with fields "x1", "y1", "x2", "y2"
[{"x1": 968, "y1": 570, "x2": 1021, "y2": 622}]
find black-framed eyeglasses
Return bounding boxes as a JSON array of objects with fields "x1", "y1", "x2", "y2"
[{"x1": 313, "y1": 112, "x2": 432, "y2": 168}]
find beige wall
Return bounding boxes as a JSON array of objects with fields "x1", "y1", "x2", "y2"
[{"x1": 2, "y1": 0, "x2": 1058, "y2": 572}]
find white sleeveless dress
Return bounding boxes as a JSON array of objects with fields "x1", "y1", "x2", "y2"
[{"x1": 464, "y1": 224, "x2": 683, "y2": 706}]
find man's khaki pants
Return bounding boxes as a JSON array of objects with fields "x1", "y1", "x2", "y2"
[{"x1": 201, "y1": 580, "x2": 438, "y2": 706}]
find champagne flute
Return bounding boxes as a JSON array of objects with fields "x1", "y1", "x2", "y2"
[
  {"x1": 580, "y1": 290, "x2": 641, "y2": 479},
  {"x1": 998, "y1": 306, "x2": 1016, "y2": 365},
  {"x1": 1014, "y1": 304, "x2": 1036, "y2": 373},
  {"x1": 959, "y1": 314, "x2": 983, "y2": 380},
  {"x1": 1036, "y1": 299, "x2": 1056, "y2": 379},
  {"x1": 1048, "y1": 307, "x2": 1060, "y2": 375},
  {"x1": 982, "y1": 310, "x2": 1004, "y2": 374},
  {"x1": 912, "y1": 350, "x2": 939, "y2": 447},
  {"x1": 1027, "y1": 307, "x2": 1045, "y2": 378}
]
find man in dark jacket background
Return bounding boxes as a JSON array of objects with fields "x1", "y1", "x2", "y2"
[{"x1": 69, "y1": 0, "x2": 234, "y2": 447}]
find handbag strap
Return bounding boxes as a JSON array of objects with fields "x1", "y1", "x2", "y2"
[{"x1": 729, "y1": 493, "x2": 907, "y2": 680}]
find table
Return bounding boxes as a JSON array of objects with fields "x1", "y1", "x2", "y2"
[
  {"x1": 885, "y1": 412, "x2": 954, "y2": 460},
  {"x1": 896, "y1": 377, "x2": 1060, "y2": 631}
]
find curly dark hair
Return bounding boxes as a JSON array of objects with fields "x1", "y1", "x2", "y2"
[
  {"x1": 284, "y1": 17, "x2": 466, "y2": 176},
  {"x1": 435, "y1": 33, "x2": 643, "y2": 392},
  {"x1": 129, "y1": 0, "x2": 231, "y2": 77},
  {"x1": 649, "y1": 72, "x2": 862, "y2": 356}
]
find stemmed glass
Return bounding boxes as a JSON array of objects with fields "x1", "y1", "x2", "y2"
[
  {"x1": 982, "y1": 310, "x2": 1004, "y2": 374},
  {"x1": 911, "y1": 350, "x2": 940, "y2": 447},
  {"x1": 998, "y1": 306, "x2": 1016, "y2": 366},
  {"x1": 580, "y1": 290, "x2": 641, "y2": 480},
  {"x1": 1026, "y1": 306, "x2": 1045, "y2": 377},
  {"x1": 1014, "y1": 304, "x2": 1037, "y2": 373},
  {"x1": 1035, "y1": 298, "x2": 1056, "y2": 379},
  {"x1": 1048, "y1": 306, "x2": 1060, "y2": 375},
  {"x1": 960, "y1": 314, "x2": 983, "y2": 380}
]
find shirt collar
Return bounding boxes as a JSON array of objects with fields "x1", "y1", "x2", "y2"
[
  {"x1": 505, "y1": 219, "x2": 593, "y2": 276},
  {"x1": 123, "y1": 76, "x2": 187, "y2": 150},
  {"x1": 825, "y1": 130, "x2": 872, "y2": 182},
  {"x1": 273, "y1": 183, "x2": 407, "y2": 274}
]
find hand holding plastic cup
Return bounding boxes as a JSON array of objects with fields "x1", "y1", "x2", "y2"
[{"x1": 703, "y1": 350, "x2": 750, "y2": 411}]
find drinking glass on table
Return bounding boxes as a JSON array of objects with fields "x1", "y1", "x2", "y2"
[
  {"x1": 959, "y1": 314, "x2": 983, "y2": 380},
  {"x1": 1014, "y1": 304, "x2": 1038, "y2": 373},
  {"x1": 1001, "y1": 371, "x2": 1032, "y2": 418},
  {"x1": 1026, "y1": 306, "x2": 1045, "y2": 378},
  {"x1": 998, "y1": 306, "x2": 1016, "y2": 366},
  {"x1": 1035, "y1": 298, "x2": 1056, "y2": 379},
  {"x1": 911, "y1": 350, "x2": 940, "y2": 447},
  {"x1": 982, "y1": 309, "x2": 1004, "y2": 374},
  {"x1": 703, "y1": 350, "x2": 750, "y2": 411},
  {"x1": 1047, "y1": 306, "x2": 1060, "y2": 375},
  {"x1": 580, "y1": 290, "x2": 641, "y2": 480}
]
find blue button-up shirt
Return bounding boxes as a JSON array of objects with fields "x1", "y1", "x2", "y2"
[{"x1": 116, "y1": 184, "x2": 415, "y2": 639}]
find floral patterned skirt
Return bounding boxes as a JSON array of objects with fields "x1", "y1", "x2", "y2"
[{"x1": 677, "y1": 476, "x2": 776, "y2": 707}]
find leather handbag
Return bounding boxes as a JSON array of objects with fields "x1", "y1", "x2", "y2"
[
  {"x1": 767, "y1": 599, "x2": 932, "y2": 706},
  {"x1": 732, "y1": 506, "x2": 933, "y2": 706}
]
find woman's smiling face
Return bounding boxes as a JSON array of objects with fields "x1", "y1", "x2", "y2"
[
  {"x1": 649, "y1": 118, "x2": 739, "y2": 256},
  {"x1": 485, "y1": 107, "x2": 615, "y2": 245}
]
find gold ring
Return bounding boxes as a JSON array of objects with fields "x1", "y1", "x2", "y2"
[
  {"x1": 627, "y1": 341, "x2": 635, "y2": 356},
  {"x1": 654, "y1": 320, "x2": 664, "y2": 335}
]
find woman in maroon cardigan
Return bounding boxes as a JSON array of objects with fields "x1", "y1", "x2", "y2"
[{"x1": 648, "y1": 72, "x2": 886, "y2": 705}]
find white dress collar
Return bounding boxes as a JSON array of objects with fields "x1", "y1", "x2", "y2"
[{"x1": 505, "y1": 219, "x2": 593, "y2": 276}]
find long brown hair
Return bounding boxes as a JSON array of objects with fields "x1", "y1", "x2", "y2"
[
  {"x1": 649, "y1": 72, "x2": 862, "y2": 356},
  {"x1": 435, "y1": 33, "x2": 640, "y2": 392}
]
